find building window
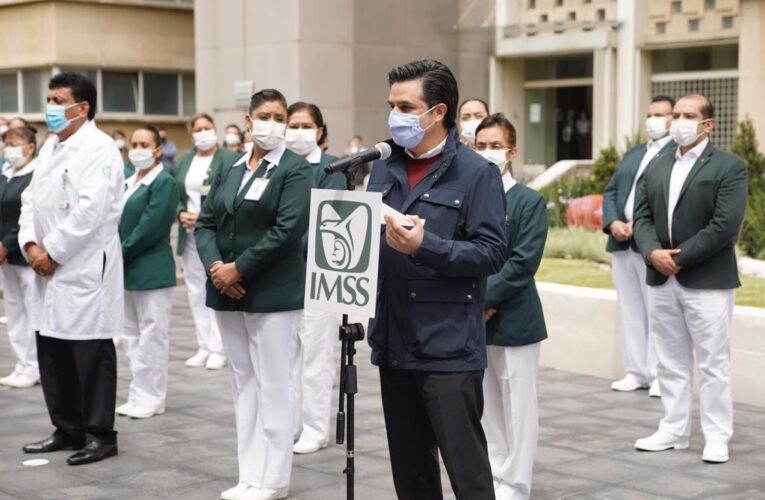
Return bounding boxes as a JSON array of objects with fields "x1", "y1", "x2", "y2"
[
  {"x1": 705, "y1": 0, "x2": 715, "y2": 10},
  {"x1": 540, "y1": 13, "x2": 548, "y2": 22},
  {"x1": 596, "y1": 8, "x2": 606, "y2": 21},
  {"x1": 555, "y1": 0, "x2": 563, "y2": 6},
  {"x1": 689, "y1": 19, "x2": 699, "y2": 32},
  {"x1": 656, "y1": 22, "x2": 667, "y2": 35},
  {"x1": 722, "y1": 16, "x2": 734, "y2": 29},
  {"x1": 21, "y1": 69, "x2": 48, "y2": 114},
  {"x1": 528, "y1": 0, "x2": 536, "y2": 8},
  {"x1": 672, "y1": 1, "x2": 682, "y2": 14},
  {"x1": 584, "y1": 0, "x2": 591, "y2": 3},
  {"x1": 102, "y1": 71, "x2": 139, "y2": 113},
  {"x1": 0, "y1": 73, "x2": 18, "y2": 113},
  {"x1": 568, "y1": 11, "x2": 576, "y2": 21},
  {"x1": 143, "y1": 73, "x2": 178, "y2": 116},
  {"x1": 182, "y1": 74, "x2": 195, "y2": 116}
]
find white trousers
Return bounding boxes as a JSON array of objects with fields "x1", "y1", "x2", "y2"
[
  {"x1": 1, "y1": 264, "x2": 38, "y2": 378},
  {"x1": 647, "y1": 276, "x2": 734, "y2": 443},
  {"x1": 482, "y1": 343, "x2": 541, "y2": 500},
  {"x1": 182, "y1": 233, "x2": 223, "y2": 355},
  {"x1": 121, "y1": 288, "x2": 173, "y2": 410},
  {"x1": 216, "y1": 309, "x2": 300, "y2": 488},
  {"x1": 611, "y1": 250, "x2": 657, "y2": 384},
  {"x1": 292, "y1": 309, "x2": 337, "y2": 445}
]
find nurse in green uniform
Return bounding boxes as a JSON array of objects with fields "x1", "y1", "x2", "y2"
[
  {"x1": 195, "y1": 89, "x2": 313, "y2": 500},
  {"x1": 116, "y1": 125, "x2": 180, "y2": 419},
  {"x1": 475, "y1": 114, "x2": 548, "y2": 500},
  {"x1": 284, "y1": 101, "x2": 344, "y2": 454},
  {"x1": 175, "y1": 113, "x2": 238, "y2": 370},
  {"x1": 0, "y1": 126, "x2": 39, "y2": 389}
]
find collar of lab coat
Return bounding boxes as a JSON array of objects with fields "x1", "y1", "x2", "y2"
[
  {"x1": 125, "y1": 163, "x2": 164, "y2": 190},
  {"x1": 233, "y1": 143, "x2": 286, "y2": 168},
  {"x1": 56, "y1": 120, "x2": 97, "y2": 150},
  {"x1": 306, "y1": 145, "x2": 322, "y2": 164},
  {"x1": 2, "y1": 157, "x2": 37, "y2": 179}
]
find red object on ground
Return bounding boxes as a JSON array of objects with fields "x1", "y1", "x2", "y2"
[{"x1": 566, "y1": 194, "x2": 603, "y2": 230}]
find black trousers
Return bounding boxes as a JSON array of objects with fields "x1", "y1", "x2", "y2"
[
  {"x1": 36, "y1": 333, "x2": 118, "y2": 444},
  {"x1": 379, "y1": 366, "x2": 495, "y2": 500}
]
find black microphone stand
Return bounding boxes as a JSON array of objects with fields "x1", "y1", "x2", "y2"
[{"x1": 334, "y1": 165, "x2": 366, "y2": 500}]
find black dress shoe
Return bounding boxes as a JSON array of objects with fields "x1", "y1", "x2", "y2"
[
  {"x1": 66, "y1": 440, "x2": 118, "y2": 466},
  {"x1": 23, "y1": 434, "x2": 84, "y2": 454}
]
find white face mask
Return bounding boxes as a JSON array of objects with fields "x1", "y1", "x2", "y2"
[
  {"x1": 479, "y1": 148, "x2": 509, "y2": 173},
  {"x1": 250, "y1": 120, "x2": 286, "y2": 151},
  {"x1": 224, "y1": 133, "x2": 241, "y2": 146},
  {"x1": 3, "y1": 146, "x2": 27, "y2": 168},
  {"x1": 244, "y1": 141, "x2": 254, "y2": 152},
  {"x1": 193, "y1": 129, "x2": 218, "y2": 152},
  {"x1": 645, "y1": 116, "x2": 669, "y2": 141},
  {"x1": 285, "y1": 128, "x2": 318, "y2": 156},
  {"x1": 114, "y1": 138, "x2": 126, "y2": 150},
  {"x1": 670, "y1": 118, "x2": 706, "y2": 147},
  {"x1": 128, "y1": 148, "x2": 157, "y2": 171},
  {"x1": 0, "y1": 125, "x2": 8, "y2": 135},
  {"x1": 460, "y1": 119, "x2": 482, "y2": 143},
  {"x1": 345, "y1": 146, "x2": 359, "y2": 156}
]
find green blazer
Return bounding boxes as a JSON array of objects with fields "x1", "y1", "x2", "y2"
[
  {"x1": 312, "y1": 153, "x2": 347, "y2": 190},
  {"x1": 633, "y1": 141, "x2": 748, "y2": 289},
  {"x1": 119, "y1": 168, "x2": 180, "y2": 291},
  {"x1": 0, "y1": 168, "x2": 33, "y2": 266},
  {"x1": 602, "y1": 141, "x2": 676, "y2": 253},
  {"x1": 174, "y1": 147, "x2": 240, "y2": 255},
  {"x1": 194, "y1": 147, "x2": 314, "y2": 313},
  {"x1": 485, "y1": 183, "x2": 549, "y2": 347}
]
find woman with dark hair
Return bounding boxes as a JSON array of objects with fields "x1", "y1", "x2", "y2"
[
  {"x1": 0, "y1": 125, "x2": 39, "y2": 388},
  {"x1": 475, "y1": 113, "x2": 548, "y2": 500},
  {"x1": 285, "y1": 101, "x2": 343, "y2": 455},
  {"x1": 458, "y1": 98, "x2": 490, "y2": 144},
  {"x1": 115, "y1": 125, "x2": 180, "y2": 419},
  {"x1": 224, "y1": 124, "x2": 244, "y2": 153},
  {"x1": 175, "y1": 113, "x2": 238, "y2": 370},
  {"x1": 195, "y1": 89, "x2": 313, "y2": 500}
]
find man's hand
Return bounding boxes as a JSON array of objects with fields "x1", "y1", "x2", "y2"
[
  {"x1": 0, "y1": 243, "x2": 7, "y2": 266},
  {"x1": 221, "y1": 283, "x2": 246, "y2": 300},
  {"x1": 609, "y1": 220, "x2": 633, "y2": 242},
  {"x1": 649, "y1": 248, "x2": 682, "y2": 276},
  {"x1": 385, "y1": 215, "x2": 425, "y2": 255},
  {"x1": 178, "y1": 211, "x2": 199, "y2": 230},
  {"x1": 25, "y1": 243, "x2": 57, "y2": 276},
  {"x1": 483, "y1": 308, "x2": 497, "y2": 322},
  {"x1": 211, "y1": 262, "x2": 243, "y2": 291}
]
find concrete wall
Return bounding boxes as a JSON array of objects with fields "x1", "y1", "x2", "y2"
[
  {"x1": 538, "y1": 282, "x2": 765, "y2": 408},
  {"x1": 194, "y1": 0, "x2": 493, "y2": 157},
  {"x1": 738, "y1": 0, "x2": 765, "y2": 148}
]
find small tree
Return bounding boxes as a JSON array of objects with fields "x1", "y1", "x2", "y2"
[
  {"x1": 588, "y1": 144, "x2": 621, "y2": 194},
  {"x1": 731, "y1": 118, "x2": 765, "y2": 258}
]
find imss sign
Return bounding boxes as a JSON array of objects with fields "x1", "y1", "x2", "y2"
[{"x1": 304, "y1": 189, "x2": 381, "y2": 318}]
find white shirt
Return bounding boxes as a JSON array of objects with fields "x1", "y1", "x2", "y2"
[
  {"x1": 624, "y1": 135, "x2": 673, "y2": 221},
  {"x1": 306, "y1": 145, "x2": 322, "y2": 165},
  {"x1": 185, "y1": 153, "x2": 214, "y2": 214},
  {"x1": 502, "y1": 171, "x2": 516, "y2": 193},
  {"x1": 124, "y1": 163, "x2": 163, "y2": 206},
  {"x1": 2, "y1": 157, "x2": 36, "y2": 179},
  {"x1": 668, "y1": 138, "x2": 709, "y2": 243},
  {"x1": 405, "y1": 136, "x2": 447, "y2": 159},
  {"x1": 18, "y1": 120, "x2": 125, "y2": 340},
  {"x1": 232, "y1": 143, "x2": 285, "y2": 192}
]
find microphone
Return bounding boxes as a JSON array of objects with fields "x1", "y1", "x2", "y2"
[{"x1": 325, "y1": 142, "x2": 392, "y2": 174}]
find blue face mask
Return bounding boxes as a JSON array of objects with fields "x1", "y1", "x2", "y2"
[
  {"x1": 45, "y1": 103, "x2": 80, "y2": 134},
  {"x1": 388, "y1": 105, "x2": 438, "y2": 149}
]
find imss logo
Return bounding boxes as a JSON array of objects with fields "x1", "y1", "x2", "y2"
[{"x1": 309, "y1": 201, "x2": 373, "y2": 306}]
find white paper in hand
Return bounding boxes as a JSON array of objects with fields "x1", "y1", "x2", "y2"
[{"x1": 381, "y1": 203, "x2": 415, "y2": 227}]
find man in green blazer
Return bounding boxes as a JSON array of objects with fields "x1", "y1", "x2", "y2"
[
  {"x1": 632, "y1": 94, "x2": 748, "y2": 464},
  {"x1": 602, "y1": 95, "x2": 676, "y2": 396},
  {"x1": 477, "y1": 114, "x2": 548, "y2": 500}
]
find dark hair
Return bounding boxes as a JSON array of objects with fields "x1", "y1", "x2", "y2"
[
  {"x1": 188, "y1": 112, "x2": 215, "y2": 132},
  {"x1": 679, "y1": 93, "x2": 715, "y2": 120},
  {"x1": 287, "y1": 101, "x2": 327, "y2": 146},
  {"x1": 3, "y1": 125, "x2": 38, "y2": 148},
  {"x1": 9, "y1": 117, "x2": 30, "y2": 128},
  {"x1": 352, "y1": 135, "x2": 363, "y2": 142},
  {"x1": 249, "y1": 89, "x2": 288, "y2": 115},
  {"x1": 388, "y1": 59, "x2": 458, "y2": 129},
  {"x1": 132, "y1": 124, "x2": 161, "y2": 148},
  {"x1": 651, "y1": 95, "x2": 675, "y2": 109},
  {"x1": 458, "y1": 98, "x2": 489, "y2": 118},
  {"x1": 475, "y1": 113, "x2": 517, "y2": 149},
  {"x1": 112, "y1": 129, "x2": 126, "y2": 139},
  {"x1": 48, "y1": 72, "x2": 96, "y2": 120}
]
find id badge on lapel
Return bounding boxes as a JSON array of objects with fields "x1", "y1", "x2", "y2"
[{"x1": 244, "y1": 178, "x2": 270, "y2": 201}]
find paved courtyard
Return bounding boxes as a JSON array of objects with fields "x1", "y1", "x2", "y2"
[{"x1": 0, "y1": 286, "x2": 764, "y2": 499}]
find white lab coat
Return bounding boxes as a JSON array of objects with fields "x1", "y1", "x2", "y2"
[{"x1": 18, "y1": 120, "x2": 125, "y2": 340}]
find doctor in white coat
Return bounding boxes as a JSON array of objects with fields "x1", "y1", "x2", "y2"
[{"x1": 18, "y1": 72, "x2": 124, "y2": 466}]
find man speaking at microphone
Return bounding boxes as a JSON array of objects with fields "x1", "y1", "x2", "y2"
[{"x1": 366, "y1": 59, "x2": 506, "y2": 500}]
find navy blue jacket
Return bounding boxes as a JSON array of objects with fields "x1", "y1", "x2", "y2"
[{"x1": 366, "y1": 128, "x2": 507, "y2": 372}]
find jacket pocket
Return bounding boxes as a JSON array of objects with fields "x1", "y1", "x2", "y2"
[{"x1": 414, "y1": 187, "x2": 464, "y2": 239}]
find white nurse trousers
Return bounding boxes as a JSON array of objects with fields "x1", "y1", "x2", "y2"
[
  {"x1": 182, "y1": 233, "x2": 223, "y2": 356},
  {"x1": 1, "y1": 264, "x2": 38, "y2": 378}
]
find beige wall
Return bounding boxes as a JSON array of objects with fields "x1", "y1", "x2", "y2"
[
  {"x1": 0, "y1": 2, "x2": 56, "y2": 69},
  {"x1": 195, "y1": 0, "x2": 492, "y2": 157},
  {"x1": 738, "y1": 0, "x2": 765, "y2": 147}
]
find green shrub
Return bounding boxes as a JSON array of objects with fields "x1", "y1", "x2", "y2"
[
  {"x1": 543, "y1": 227, "x2": 611, "y2": 264},
  {"x1": 731, "y1": 118, "x2": 765, "y2": 258}
]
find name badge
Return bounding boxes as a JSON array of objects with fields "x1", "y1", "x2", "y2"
[{"x1": 244, "y1": 178, "x2": 270, "y2": 201}]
